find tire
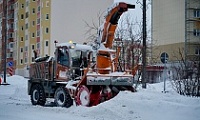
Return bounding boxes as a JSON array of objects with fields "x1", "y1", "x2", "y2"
[
  {"x1": 30, "y1": 84, "x2": 46, "y2": 106},
  {"x1": 54, "y1": 87, "x2": 73, "y2": 108}
]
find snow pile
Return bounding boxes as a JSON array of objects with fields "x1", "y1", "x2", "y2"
[{"x1": 0, "y1": 75, "x2": 200, "y2": 120}]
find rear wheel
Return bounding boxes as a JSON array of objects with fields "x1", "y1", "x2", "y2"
[
  {"x1": 54, "y1": 87, "x2": 73, "y2": 108},
  {"x1": 30, "y1": 84, "x2": 46, "y2": 106}
]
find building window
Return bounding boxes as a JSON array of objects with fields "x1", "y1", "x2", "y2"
[
  {"x1": 25, "y1": 46, "x2": 28, "y2": 51},
  {"x1": 9, "y1": 42, "x2": 14, "y2": 49},
  {"x1": 32, "y1": 0, "x2": 35, "y2": 2},
  {"x1": 21, "y1": 26, "x2": 23, "y2": 31},
  {"x1": 14, "y1": 22, "x2": 18, "y2": 30},
  {"x1": 32, "y1": 8, "x2": 35, "y2": 14},
  {"x1": 194, "y1": 10, "x2": 200, "y2": 18},
  {"x1": 9, "y1": 33, "x2": 13, "y2": 38},
  {"x1": 46, "y1": 27, "x2": 49, "y2": 33},
  {"x1": 45, "y1": 41, "x2": 48, "y2": 46},
  {"x1": 25, "y1": 35, "x2": 28, "y2": 40},
  {"x1": 46, "y1": 1, "x2": 49, "y2": 7},
  {"x1": 37, "y1": 30, "x2": 40, "y2": 36},
  {"x1": 37, "y1": 6, "x2": 40, "y2": 12},
  {"x1": 32, "y1": 21, "x2": 35, "y2": 26},
  {"x1": 21, "y1": 48, "x2": 23, "y2": 52},
  {"x1": 193, "y1": 29, "x2": 200, "y2": 36},
  {"x1": 25, "y1": 12, "x2": 29, "y2": 18},
  {"x1": 32, "y1": 32, "x2": 35, "y2": 38},
  {"x1": 37, "y1": 43, "x2": 40, "y2": 49},
  {"x1": 37, "y1": 18, "x2": 40, "y2": 24},
  {"x1": 21, "y1": 37, "x2": 23, "y2": 41},
  {"x1": 32, "y1": 45, "x2": 35, "y2": 50},
  {"x1": 21, "y1": 4, "x2": 24, "y2": 8},
  {"x1": 9, "y1": 52, "x2": 13, "y2": 58},
  {"x1": 25, "y1": 58, "x2": 27, "y2": 63},
  {"x1": 21, "y1": 59, "x2": 23, "y2": 64},
  {"x1": 195, "y1": 48, "x2": 200, "y2": 55},
  {"x1": 26, "y1": 1, "x2": 29, "y2": 7},
  {"x1": 21, "y1": 14, "x2": 24, "y2": 19},
  {"x1": 25, "y1": 23, "x2": 28, "y2": 29},
  {"x1": 10, "y1": 23, "x2": 14, "y2": 29},
  {"x1": 46, "y1": 14, "x2": 49, "y2": 19},
  {"x1": 15, "y1": 3, "x2": 18, "y2": 9}
]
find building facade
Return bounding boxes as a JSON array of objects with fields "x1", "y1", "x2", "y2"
[
  {"x1": 151, "y1": 0, "x2": 200, "y2": 63},
  {"x1": 0, "y1": 0, "x2": 113, "y2": 77},
  {"x1": 14, "y1": 0, "x2": 51, "y2": 76},
  {"x1": 0, "y1": 0, "x2": 15, "y2": 75}
]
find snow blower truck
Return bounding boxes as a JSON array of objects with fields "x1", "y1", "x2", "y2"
[{"x1": 28, "y1": 2, "x2": 136, "y2": 108}]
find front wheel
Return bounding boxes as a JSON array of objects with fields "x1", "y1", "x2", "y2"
[
  {"x1": 30, "y1": 84, "x2": 46, "y2": 106},
  {"x1": 76, "y1": 85, "x2": 90, "y2": 106},
  {"x1": 54, "y1": 87, "x2": 73, "y2": 108}
]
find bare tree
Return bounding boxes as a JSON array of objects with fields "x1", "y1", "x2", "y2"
[
  {"x1": 83, "y1": 11, "x2": 104, "y2": 46},
  {"x1": 115, "y1": 14, "x2": 148, "y2": 89},
  {"x1": 170, "y1": 48, "x2": 200, "y2": 97}
]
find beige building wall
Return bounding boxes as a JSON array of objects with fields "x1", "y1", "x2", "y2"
[
  {"x1": 152, "y1": 0, "x2": 185, "y2": 63},
  {"x1": 152, "y1": 0, "x2": 185, "y2": 45},
  {"x1": 16, "y1": 0, "x2": 51, "y2": 76},
  {"x1": 152, "y1": 0, "x2": 200, "y2": 63},
  {"x1": 152, "y1": 43, "x2": 185, "y2": 63},
  {"x1": 41, "y1": 0, "x2": 51, "y2": 56},
  {"x1": 29, "y1": 0, "x2": 37, "y2": 64},
  {"x1": 17, "y1": 0, "x2": 25, "y2": 69}
]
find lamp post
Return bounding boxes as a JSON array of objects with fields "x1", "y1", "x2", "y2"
[{"x1": 141, "y1": 0, "x2": 147, "y2": 88}]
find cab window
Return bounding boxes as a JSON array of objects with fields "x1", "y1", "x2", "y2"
[{"x1": 57, "y1": 48, "x2": 69, "y2": 66}]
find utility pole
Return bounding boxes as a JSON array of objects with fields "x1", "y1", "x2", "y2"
[
  {"x1": 142, "y1": 0, "x2": 147, "y2": 88},
  {"x1": 1, "y1": 0, "x2": 9, "y2": 85}
]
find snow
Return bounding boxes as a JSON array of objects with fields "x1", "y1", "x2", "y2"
[
  {"x1": 57, "y1": 42, "x2": 93, "y2": 52},
  {"x1": 0, "y1": 75, "x2": 200, "y2": 120}
]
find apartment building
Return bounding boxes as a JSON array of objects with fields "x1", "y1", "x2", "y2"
[
  {"x1": 0, "y1": 0, "x2": 15, "y2": 75},
  {"x1": 13, "y1": 0, "x2": 51, "y2": 76},
  {"x1": 0, "y1": 0, "x2": 113, "y2": 77},
  {"x1": 151, "y1": 0, "x2": 200, "y2": 63}
]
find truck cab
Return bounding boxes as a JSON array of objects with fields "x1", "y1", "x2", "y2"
[{"x1": 55, "y1": 43, "x2": 93, "y2": 81}]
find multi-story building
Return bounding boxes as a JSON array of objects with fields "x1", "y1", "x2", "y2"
[
  {"x1": 14, "y1": 0, "x2": 51, "y2": 76},
  {"x1": 1, "y1": 0, "x2": 113, "y2": 77},
  {"x1": 151, "y1": 0, "x2": 200, "y2": 64},
  {"x1": 0, "y1": 0, "x2": 15, "y2": 75},
  {"x1": 0, "y1": 0, "x2": 3, "y2": 73}
]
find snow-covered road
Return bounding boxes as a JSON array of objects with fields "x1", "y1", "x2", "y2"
[{"x1": 0, "y1": 75, "x2": 200, "y2": 120}]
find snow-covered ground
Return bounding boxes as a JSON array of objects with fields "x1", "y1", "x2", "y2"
[{"x1": 0, "y1": 75, "x2": 200, "y2": 120}]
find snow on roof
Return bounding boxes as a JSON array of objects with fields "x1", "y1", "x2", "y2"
[{"x1": 57, "y1": 42, "x2": 93, "y2": 52}]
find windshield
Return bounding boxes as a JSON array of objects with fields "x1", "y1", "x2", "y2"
[
  {"x1": 57, "y1": 48, "x2": 69, "y2": 67},
  {"x1": 70, "y1": 49, "x2": 81, "y2": 67},
  {"x1": 69, "y1": 49, "x2": 90, "y2": 68},
  {"x1": 70, "y1": 50, "x2": 81, "y2": 58}
]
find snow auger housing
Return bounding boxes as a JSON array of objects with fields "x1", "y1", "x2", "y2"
[{"x1": 28, "y1": 2, "x2": 136, "y2": 108}]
